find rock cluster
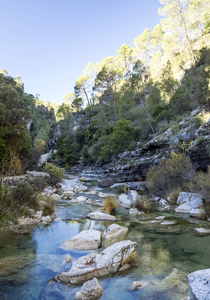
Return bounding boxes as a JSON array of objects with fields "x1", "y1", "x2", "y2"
[{"x1": 55, "y1": 240, "x2": 137, "y2": 284}]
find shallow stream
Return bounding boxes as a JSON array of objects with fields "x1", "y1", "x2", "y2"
[{"x1": 0, "y1": 174, "x2": 210, "y2": 300}]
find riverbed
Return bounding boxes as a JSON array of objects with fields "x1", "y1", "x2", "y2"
[{"x1": 0, "y1": 174, "x2": 210, "y2": 300}]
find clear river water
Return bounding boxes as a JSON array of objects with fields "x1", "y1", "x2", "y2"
[{"x1": 0, "y1": 174, "x2": 210, "y2": 300}]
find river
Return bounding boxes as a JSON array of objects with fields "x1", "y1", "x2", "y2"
[{"x1": 0, "y1": 173, "x2": 210, "y2": 299}]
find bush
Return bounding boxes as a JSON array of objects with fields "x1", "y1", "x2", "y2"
[
  {"x1": 11, "y1": 182, "x2": 38, "y2": 209},
  {"x1": 134, "y1": 196, "x2": 150, "y2": 212},
  {"x1": 33, "y1": 176, "x2": 48, "y2": 192},
  {"x1": 44, "y1": 163, "x2": 65, "y2": 186},
  {"x1": 104, "y1": 196, "x2": 119, "y2": 215},
  {"x1": 191, "y1": 167, "x2": 210, "y2": 204},
  {"x1": 146, "y1": 153, "x2": 195, "y2": 197},
  {"x1": 42, "y1": 195, "x2": 55, "y2": 216},
  {"x1": 168, "y1": 187, "x2": 182, "y2": 204}
]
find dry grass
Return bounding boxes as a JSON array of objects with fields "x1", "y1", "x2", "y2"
[
  {"x1": 104, "y1": 196, "x2": 119, "y2": 215},
  {"x1": 168, "y1": 187, "x2": 182, "y2": 204},
  {"x1": 134, "y1": 196, "x2": 150, "y2": 212}
]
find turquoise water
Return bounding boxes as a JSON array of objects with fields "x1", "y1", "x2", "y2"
[{"x1": 0, "y1": 184, "x2": 210, "y2": 299}]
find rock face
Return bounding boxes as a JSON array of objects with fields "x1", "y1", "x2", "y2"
[
  {"x1": 175, "y1": 192, "x2": 203, "y2": 214},
  {"x1": 86, "y1": 211, "x2": 116, "y2": 221},
  {"x1": 54, "y1": 240, "x2": 137, "y2": 284},
  {"x1": 75, "y1": 278, "x2": 104, "y2": 300},
  {"x1": 61, "y1": 230, "x2": 102, "y2": 250},
  {"x1": 103, "y1": 224, "x2": 128, "y2": 240},
  {"x1": 188, "y1": 269, "x2": 210, "y2": 300}
]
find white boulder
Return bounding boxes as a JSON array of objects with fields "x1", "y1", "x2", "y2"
[
  {"x1": 61, "y1": 230, "x2": 102, "y2": 250},
  {"x1": 129, "y1": 190, "x2": 139, "y2": 204},
  {"x1": 86, "y1": 211, "x2": 116, "y2": 221},
  {"x1": 55, "y1": 240, "x2": 137, "y2": 284},
  {"x1": 76, "y1": 277, "x2": 104, "y2": 300},
  {"x1": 77, "y1": 196, "x2": 87, "y2": 203},
  {"x1": 104, "y1": 224, "x2": 128, "y2": 240},
  {"x1": 188, "y1": 269, "x2": 210, "y2": 300},
  {"x1": 119, "y1": 194, "x2": 131, "y2": 208},
  {"x1": 194, "y1": 228, "x2": 210, "y2": 236},
  {"x1": 175, "y1": 192, "x2": 203, "y2": 214},
  {"x1": 177, "y1": 192, "x2": 203, "y2": 205}
]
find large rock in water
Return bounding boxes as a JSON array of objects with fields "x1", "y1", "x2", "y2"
[
  {"x1": 188, "y1": 269, "x2": 210, "y2": 300},
  {"x1": 61, "y1": 230, "x2": 102, "y2": 250},
  {"x1": 103, "y1": 224, "x2": 128, "y2": 240},
  {"x1": 75, "y1": 277, "x2": 104, "y2": 300},
  {"x1": 54, "y1": 240, "x2": 137, "y2": 284},
  {"x1": 175, "y1": 192, "x2": 203, "y2": 214},
  {"x1": 86, "y1": 211, "x2": 116, "y2": 221}
]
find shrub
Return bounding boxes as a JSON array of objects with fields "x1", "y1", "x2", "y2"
[
  {"x1": 104, "y1": 196, "x2": 119, "y2": 215},
  {"x1": 11, "y1": 182, "x2": 38, "y2": 208},
  {"x1": 146, "y1": 153, "x2": 195, "y2": 197},
  {"x1": 44, "y1": 163, "x2": 65, "y2": 186},
  {"x1": 42, "y1": 195, "x2": 55, "y2": 216},
  {"x1": 191, "y1": 167, "x2": 210, "y2": 204},
  {"x1": 134, "y1": 196, "x2": 150, "y2": 212},
  {"x1": 33, "y1": 176, "x2": 48, "y2": 192},
  {"x1": 168, "y1": 187, "x2": 182, "y2": 204}
]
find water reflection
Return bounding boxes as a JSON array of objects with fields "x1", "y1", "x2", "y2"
[{"x1": 0, "y1": 190, "x2": 210, "y2": 299}]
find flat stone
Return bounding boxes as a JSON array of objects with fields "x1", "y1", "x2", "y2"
[
  {"x1": 61, "y1": 230, "x2": 102, "y2": 250},
  {"x1": 104, "y1": 224, "x2": 128, "y2": 240},
  {"x1": 189, "y1": 209, "x2": 205, "y2": 219},
  {"x1": 160, "y1": 221, "x2": 177, "y2": 226},
  {"x1": 76, "y1": 277, "x2": 104, "y2": 300},
  {"x1": 155, "y1": 216, "x2": 166, "y2": 220},
  {"x1": 156, "y1": 228, "x2": 182, "y2": 234},
  {"x1": 188, "y1": 269, "x2": 210, "y2": 300},
  {"x1": 55, "y1": 240, "x2": 137, "y2": 284},
  {"x1": 77, "y1": 196, "x2": 87, "y2": 203},
  {"x1": 194, "y1": 228, "x2": 210, "y2": 236},
  {"x1": 86, "y1": 211, "x2": 116, "y2": 221},
  {"x1": 98, "y1": 192, "x2": 115, "y2": 198}
]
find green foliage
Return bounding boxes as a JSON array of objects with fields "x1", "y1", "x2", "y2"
[
  {"x1": 44, "y1": 163, "x2": 65, "y2": 186},
  {"x1": 11, "y1": 182, "x2": 38, "y2": 209},
  {"x1": 104, "y1": 196, "x2": 119, "y2": 215},
  {"x1": 0, "y1": 181, "x2": 40, "y2": 227},
  {"x1": 110, "y1": 119, "x2": 132, "y2": 154},
  {"x1": 0, "y1": 74, "x2": 32, "y2": 174}
]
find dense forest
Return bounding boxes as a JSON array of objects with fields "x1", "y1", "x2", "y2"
[{"x1": 0, "y1": 0, "x2": 209, "y2": 174}]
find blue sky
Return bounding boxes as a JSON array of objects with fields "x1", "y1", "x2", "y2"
[{"x1": 0, "y1": 0, "x2": 162, "y2": 104}]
